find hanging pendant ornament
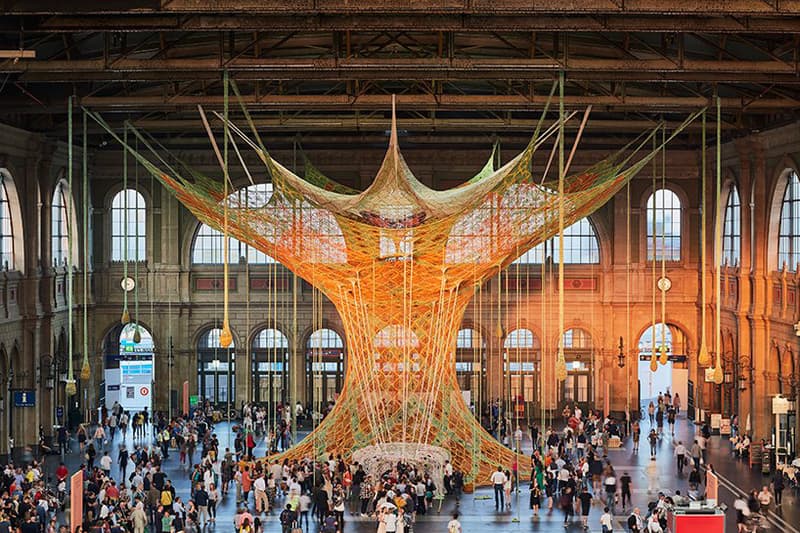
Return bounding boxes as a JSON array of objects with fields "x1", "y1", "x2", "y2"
[
  {"x1": 555, "y1": 350, "x2": 567, "y2": 382},
  {"x1": 133, "y1": 325, "x2": 142, "y2": 344},
  {"x1": 220, "y1": 321, "x2": 233, "y2": 348},
  {"x1": 65, "y1": 379, "x2": 77, "y2": 396},
  {"x1": 649, "y1": 352, "x2": 658, "y2": 373},
  {"x1": 80, "y1": 359, "x2": 91, "y2": 380},
  {"x1": 659, "y1": 344, "x2": 669, "y2": 365},
  {"x1": 698, "y1": 342, "x2": 711, "y2": 367},
  {"x1": 495, "y1": 323, "x2": 505, "y2": 339},
  {"x1": 121, "y1": 308, "x2": 130, "y2": 325},
  {"x1": 713, "y1": 360, "x2": 724, "y2": 385}
]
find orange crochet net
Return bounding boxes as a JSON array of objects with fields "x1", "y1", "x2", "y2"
[{"x1": 87, "y1": 98, "x2": 696, "y2": 485}]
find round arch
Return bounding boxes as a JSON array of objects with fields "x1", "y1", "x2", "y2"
[
  {"x1": 639, "y1": 181, "x2": 690, "y2": 264},
  {"x1": 196, "y1": 325, "x2": 237, "y2": 407},
  {"x1": 766, "y1": 159, "x2": 800, "y2": 272},
  {"x1": 101, "y1": 322, "x2": 155, "y2": 413},
  {"x1": 0, "y1": 168, "x2": 26, "y2": 271},
  {"x1": 250, "y1": 326, "x2": 290, "y2": 406},
  {"x1": 304, "y1": 327, "x2": 346, "y2": 408},
  {"x1": 49, "y1": 176, "x2": 81, "y2": 268}
]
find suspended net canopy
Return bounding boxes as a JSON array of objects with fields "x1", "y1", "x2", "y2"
[{"x1": 86, "y1": 87, "x2": 700, "y2": 484}]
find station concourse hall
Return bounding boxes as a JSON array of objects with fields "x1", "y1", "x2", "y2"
[{"x1": 0, "y1": 3, "x2": 799, "y2": 533}]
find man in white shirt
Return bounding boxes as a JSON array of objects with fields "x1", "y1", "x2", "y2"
[
  {"x1": 674, "y1": 441, "x2": 688, "y2": 474},
  {"x1": 490, "y1": 467, "x2": 507, "y2": 511},
  {"x1": 254, "y1": 474, "x2": 269, "y2": 513},
  {"x1": 100, "y1": 451, "x2": 112, "y2": 476},
  {"x1": 447, "y1": 511, "x2": 462, "y2": 533},
  {"x1": 600, "y1": 506, "x2": 613, "y2": 532}
]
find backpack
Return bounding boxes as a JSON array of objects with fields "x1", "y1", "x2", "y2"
[
  {"x1": 160, "y1": 490, "x2": 173, "y2": 506},
  {"x1": 322, "y1": 515, "x2": 337, "y2": 533},
  {"x1": 279, "y1": 510, "x2": 294, "y2": 525}
]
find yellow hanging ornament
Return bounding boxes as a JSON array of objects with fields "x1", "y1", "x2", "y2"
[
  {"x1": 659, "y1": 344, "x2": 669, "y2": 365},
  {"x1": 121, "y1": 308, "x2": 130, "y2": 325},
  {"x1": 555, "y1": 352, "x2": 567, "y2": 382},
  {"x1": 698, "y1": 342, "x2": 710, "y2": 367},
  {"x1": 65, "y1": 380, "x2": 77, "y2": 396},
  {"x1": 713, "y1": 360, "x2": 724, "y2": 385},
  {"x1": 649, "y1": 353, "x2": 658, "y2": 373},
  {"x1": 220, "y1": 322, "x2": 233, "y2": 348},
  {"x1": 133, "y1": 326, "x2": 142, "y2": 344},
  {"x1": 80, "y1": 359, "x2": 91, "y2": 380},
  {"x1": 495, "y1": 323, "x2": 505, "y2": 339}
]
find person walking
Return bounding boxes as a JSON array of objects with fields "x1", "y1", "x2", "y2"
[
  {"x1": 578, "y1": 486, "x2": 592, "y2": 530},
  {"x1": 490, "y1": 467, "x2": 506, "y2": 511},
  {"x1": 690, "y1": 440, "x2": 702, "y2": 470},
  {"x1": 627, "y1": 507, "x2": 645, "y2": 532},
  {"x1": 447, "y1": 511, "x2": 462, "y2": 533},
  {"x1": 773, "y1": 471, "x2": 784, "y2": 505},
  {"x1": 674, "y1": 441, "x2": 687, "y2": 475},
  {"x1": 600, "y1": 506, "x2": 613, "y2": 533},
  {"x1": 648, "y1": 429, "x2": 658, "y2": 460},
  {"x1": 620, "y1": 471, "x2": 632, "y2": 511}
]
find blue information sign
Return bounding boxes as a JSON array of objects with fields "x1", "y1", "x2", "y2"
[
  {"x1": 13, "y1": 390, "x2": 35, "y2": 407},
  {"x1": 56, "y1": 406, "x2": 64, "y2": 419}
]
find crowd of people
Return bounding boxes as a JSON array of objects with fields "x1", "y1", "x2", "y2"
[{"x1": 8, "y1": 390, "x2": 794, "y2": 533}]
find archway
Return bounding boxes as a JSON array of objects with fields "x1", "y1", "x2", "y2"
[
  {"x1": 561, "y1": 328, "x2": 593, "y2": 413},
  {"x1": 305, "y1": 328, "x2": 345, "y2": 410},
  {"x1": 456, "y1": 327, "x2": 486, "y2": 416},
  {"x1": 503, "y1": 328, "x2": 541, "y2": 420},
  {"x1": 103, "y1": 323, "x2": 155, "y2": 414},
  {"x1": 196, "y1": 327, "x2": 236, "y2": 407},
  {"x1": 251, "y1": 328, "x2": 289, "y2": 406},
  {"x1": 637, "y1": 323, "x2": 689, "y2": 412}
]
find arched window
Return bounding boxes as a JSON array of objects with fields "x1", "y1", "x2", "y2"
[
  {"x1": 192, "y1": 224, "x2": 276, "y2": 265},
  {"x1": 51, "y1": 181, "x2": 70, "y2": 266},
  {"x1": 503, "y1": 328, "x2": 540, "y2": 409},
  {"x1": 111, "y1": 189, "x2": 146, "y2": 261},
  {"x1": 513, "y1": 217, "x2": 599, "y2": 264},
  {"x1": 646, "y1": 189, "x2": 681, "y2": 261},
  {"x1": 306, "y1": 328, "x2": 345, "y2": 405},
  {"x1": 722, "y1": 185, "x2": 741, "y2": 266},
  {"x1": 251, "y1": 328, "x2": 289, "y2": 405},
  {"x1": 779, "y1": 171, "x2": 800, "y2": 271},
  {"x1": 456, "y1": 328, "x2": 486, "y2": 408},
  {"x1": 197, "y1": 328, "x2": 235, "y2": 405},
  {"x1": 0, "y1": 174, "x2": 15, "y2": 270},
  {"x1": 192, "y1": 183, "x2": 277, "y2": 265},
  {"x1": 561, "y1": 328, "x2": 593, "y2": 408}
]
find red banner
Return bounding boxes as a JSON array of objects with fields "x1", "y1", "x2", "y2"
[
  {"x1": 70, "y1": 471, "x2": 83, "y2": 532},
  {"x1": 674, "y1": 514, "x2": 724, "y2": 533}
]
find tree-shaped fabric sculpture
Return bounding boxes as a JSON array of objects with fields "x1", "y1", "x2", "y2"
[{"x1": 89, "y1": 97, "x2": 694, "y2": 485}]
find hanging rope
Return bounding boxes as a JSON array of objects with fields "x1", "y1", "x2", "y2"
[
  {"x1": 132, "y1": 132, "x2": 142, "y2": 346},
  {"x1": 556, "y1": 71, "x2": 567, "y2": 383},
  {"x1": 80, "y1": 110, "x2": 91, "y2": 380},
  {"x1": 650, "y1": 128, "x2": 658, "y2": 373},
  {"x1": 121, "y1": 124, "x2": 130, "y2": 326},
  {"x1": 219, "y1": 70, "x2": 233, "y2": 349},
  {"x1": 659, "y1": 125, "x2": 669, "y2": 366},
  {"x1": 698, "y1": 110, "x2": 710, "y2": 367},
  {"x1": 713, "y1": 97, "x2": 724, "y2": 385},
  {"x1": 65, "y1": 96, "x2": 76, "y2": 397},
  {"x1": 625, "y1": 177, "x2": 632, "y2": 419}
]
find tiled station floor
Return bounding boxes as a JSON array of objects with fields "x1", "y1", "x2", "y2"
[{"x1": 47, "y1": 413, "x2": 799, "y2": 533}]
